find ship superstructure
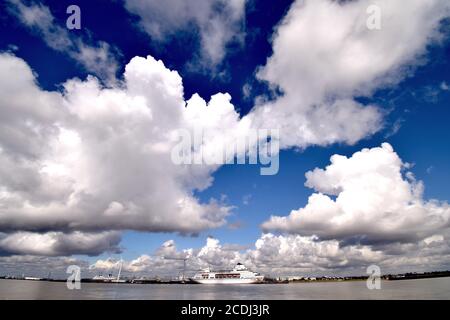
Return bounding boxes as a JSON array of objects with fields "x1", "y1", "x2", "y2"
[{"x1": 192, "y1": 263, "x2": 264, "y2": 284}]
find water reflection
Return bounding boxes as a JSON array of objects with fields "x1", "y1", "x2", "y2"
[{"x1": 0, "y1": 278, "x2": 449, "y2": 300}]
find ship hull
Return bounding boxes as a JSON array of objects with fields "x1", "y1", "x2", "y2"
[{"x1": 192, "y1": 278, "x2": 263, "y2": 284}]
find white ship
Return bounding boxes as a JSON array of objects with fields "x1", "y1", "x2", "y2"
[
  {"x1": 192, "y1": 263, "x2": 264, "y2": 284},
  {"x1": 93, "y1": 259, "x2": 126, "y2": 283}
]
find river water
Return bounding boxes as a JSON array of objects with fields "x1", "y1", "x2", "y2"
[{"x1": 0, "y1": 277, "x2": 449, "y2": 299}]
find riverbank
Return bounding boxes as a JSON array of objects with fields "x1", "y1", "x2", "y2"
[
  {"x1": 1, "y1": 277, "x2": 450, "y2": 299},
  {"x1": 2, "y1": 270, "x2": 450, "y2": 285}
]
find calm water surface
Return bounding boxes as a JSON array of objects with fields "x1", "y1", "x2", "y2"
[{"x1": 0, "y1": 278, "x2": 449, "y2": 299}]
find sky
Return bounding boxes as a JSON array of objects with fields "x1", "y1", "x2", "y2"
[{"x1": 0, "y1": 0, "x2": 450, "y2": 279}]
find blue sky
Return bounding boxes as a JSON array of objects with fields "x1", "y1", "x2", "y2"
[{"x1": 1, "y1": 0, "x2": 450, "y2": 277}]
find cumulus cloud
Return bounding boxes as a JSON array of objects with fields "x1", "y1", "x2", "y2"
[
  {"x1": 5, "y1": 233, "x2": 450, "y2": 278},
  {"x1": 262, "y1": 143, "x2": 450, "y2": 246},
  {"x1": 6, "y1": 0, "x2": 120, "y2": 82},
  {"x1": 88, "y1": 232, "x2": 450, "y2": 277},
  {"x1": 89, "y1": 241, "x2": 190, "y2": 277},
  {"x1": 247, "y1": 234, "x2": 383, "y2": 274},
  {"x1": 155, "y1": 240, "x2": 192, "y2": 260},
  {"x1": 0, "y1": 52, "x2": 246, "y2": 255},
  {"x1": 124, "y1": 0, "x2": 246, "y2": 69},
  {"x1": 90, "y1": 237, "x2": 242, "y2": 276},
  {"x1": 86, "y1": 142, "x2": 450, "y2": 275},
  {"x1": 2, "y1": 0, "x2": 450, "y2": 265},
  {"x1": 249, "y1": 0, "x2": 450, "y2": 149},
  {"x1": 0, "y1": 231, "x2": 121, "y2": 256},
  {"x1": 252, "y1": 233, "x2": 450, "y2": 275},
  {"x1": 0, "y1": 255, "x2": 88, "y2": 278},
  {"x1": 89, "y1": 235, "x2": 379, "y2": 276}
]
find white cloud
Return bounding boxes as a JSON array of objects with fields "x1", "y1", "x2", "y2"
[
  {"x1": 247, "y1": 233, "x2": 383, "y2": 274},
  {"x1": 0, "y1": 231, "x2": 121, "y2": 256},
  {"x1": 2, "y1": 0, "x2": 450, "y2": 262},
  {"x1": 89, "y1": 235, "x2": 378, "y2": 276},
  {"x1": 6, "y1": 0, "x2": 120, "y2": 83},
  {"x1": 3, "y1": 225, "x2": 450, "y2": 276},
  {"x1": 249, "y1": 98, "x2": 382, "y2": 149},
  {"x1": 155, "y1": 240, "x2": 192, "y2": 260},
  {"x1": 249, "y1": 0, "x2": 450, "y2": 149},
  {"x1": 124, "y1": 0, "x2": 246, "y2": 69},
  {"x1": 196, "y1": 237, "x2": 241, "y2": 267},
  {"x1": 251, "y1": 232, "x2": 450, "y2": 275},
  {"x1": 0, "y1": 53, "x2": 244, "y2": 255},
  {"x1": 88, "y1": 232, "x2": 450, "y2": 277},
  {"x1": 90, "y1": 237, "x2": 241, "y2": 276},
  {"x1": 262, "y1": 143, "x2": 450, "y2": 246},
  {"x1": 0, "y1": 255, "x2": 88, "y2": 278}
]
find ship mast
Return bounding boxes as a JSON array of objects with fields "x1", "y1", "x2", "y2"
[{"x1": 117, "y1": 258, "x2": 123, "y2": 282}]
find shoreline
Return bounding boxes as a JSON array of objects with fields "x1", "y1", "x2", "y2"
[{"x1": 2, "y1": 272, "x2": 450, "y2": 285}]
